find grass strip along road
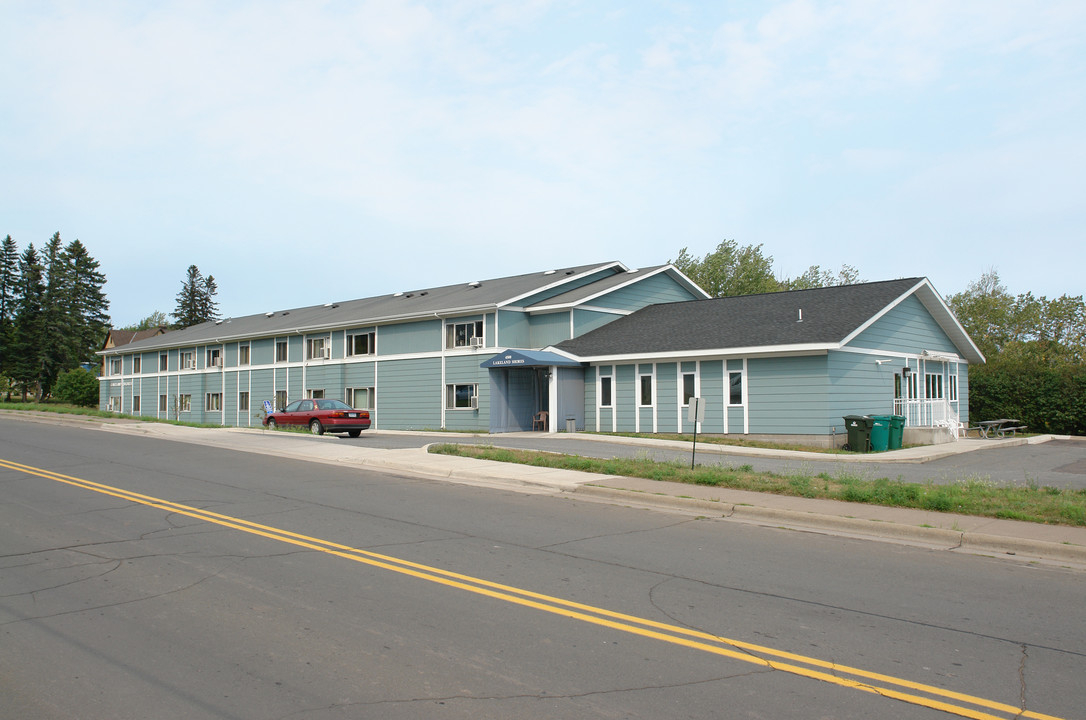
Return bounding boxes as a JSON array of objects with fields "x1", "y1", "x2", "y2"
[
  {"x1": 0, "y1": 455, "x2": 1068, "y2": 720},
  {"x1": 431, "y1": 443, "x2": 1086, "y2": 526}
]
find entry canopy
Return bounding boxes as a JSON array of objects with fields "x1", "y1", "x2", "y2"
[{"x1": 480, "y1": 349, "x2": 583, "y2": 369}]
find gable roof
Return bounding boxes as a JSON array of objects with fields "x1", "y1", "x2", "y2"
[
  {"x1": 552, "y1": 278, "x2": 985, "y2": 364},
  {"x1": 101, "y1": 261, "x2": 671, "y2": 355},
  {"x1": 102, "y1": 326, "x2": 168, "y2": 350}
]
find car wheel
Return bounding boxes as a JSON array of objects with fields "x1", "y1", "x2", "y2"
[
  {"x1": 347, "y1": 430, "x2": 361, "y2": 438},
  {"x1": 309, "y1": 419, "x2": 324, "y2": 435},
  {"x1": 266, "y1": 418, "x2": 277, "y2": 430}
]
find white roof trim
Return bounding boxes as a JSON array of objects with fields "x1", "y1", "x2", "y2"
[
  {"x1": 527, "y1": 264, "x2": 710, "y2": 312},
  {"x1": 548, "y1": 342, "x2": 838, "y2": 364},
  {"x1": 497, "y1": 261, "x2": 628, "y2": 308}
]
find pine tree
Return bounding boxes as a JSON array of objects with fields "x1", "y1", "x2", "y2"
[
  {"x1": 63, "y1": 239, "x2": 110, "y2": 367},
  {"x1": 0, "y1": 235, "x2": 19, "y2": 385},
  {"x1": 11, "y1": 244, "x2": 46, "y2": 400},
  {"x1": 172, "y1": 265, "x2": 219, "y2": 328}
]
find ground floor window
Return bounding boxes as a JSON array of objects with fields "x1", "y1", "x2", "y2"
[
  {"x1": 275, "y1": 390, "x2": 287, "y2": 411},
  {"x1": 159, "y1": 394, "x2": 167, "y2": 412},
  {"x1": 925, "y1": 373, "x2": 943, "y2": 399},
  {"x1": 600, "y1": 376, "x2": 612, "y2": 407},
  {"x1": 948, "y1": 375, "x2": 958, "y2": 402},
  {"x1": 206, "y1": 393, "x2": 221, "y2": 411},
  {"x1": 108, "y1": 395, "x2": 121, "y2": 412},
  {"x1": 347, "y1": 387, "x2": 375, "y2": 409},
  {"x1": 238, "y1": 392, "x2": 250, "y2": 412},
  {"x1": 729, "y1": 371, "x2": 743, "y2": 405},
  {"x1": 682, "y1": 373, "x2": 695, "y2": 405},
  {"x1": 446, "y1": 383, "x2": 477, "y2": 409},
  {"x1": 639, "y1": 375, "x2": 653, "y2": 406},
  {"x1": 132, "y1": 395, "x2": 141, "y2": 413},
  {"x1": 179, "y1": 394, "x2": 192, "y2": 412},
  {"x1": 307, "y1": 389, "x2": 325, "y2": 399}
]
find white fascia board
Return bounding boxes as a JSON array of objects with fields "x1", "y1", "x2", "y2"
[
  {"x1": 562, "y1": 343, "x2": 836, "y2": 364},
  {"x1": 497, "y1": 262, "x2": 627, "y2": 308},
  {"x1": 666, "y1": 264, "x2": 713, "y2": 299}
]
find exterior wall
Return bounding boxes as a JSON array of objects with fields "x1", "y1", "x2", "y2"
[
  {"x1": 590, "y1": 272, "x2": 700, "y2": 309},
  {"x1": 850, "y1": 295, "x2": 959, "y2": 355},
  {"x1": 529, "y1": 312, "x2": 572, "y2": 348},
  {"x1": 497, "y1": 309, "x2": 530, "y2": 348},
  {"x1": 573, "y1": 308, "x2": 623, "y2": 336}
]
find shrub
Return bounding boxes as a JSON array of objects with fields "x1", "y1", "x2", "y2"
[{"x1": 53, "y1": 368, "x2": 100, "y2": 407}]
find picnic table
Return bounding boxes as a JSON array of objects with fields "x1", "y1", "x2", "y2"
[{"x1": 972, "y1": 419, "x2": 1028, "y2": 438}]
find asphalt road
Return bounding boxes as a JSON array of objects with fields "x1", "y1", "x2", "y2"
[{"x1": 2, "y1": 419, "x2": 1083, "y2": 719}]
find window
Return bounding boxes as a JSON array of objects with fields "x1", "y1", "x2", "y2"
[
  {"x1": 347, "y1": 387, "x2": 375, "y2": 409},
  {"x1": 729, "y1": 372, "x2": 743, "y2": 405},
  {"x1": 600, "y1": 376, "x2": 612, "y2": 407},
  {"x1": 639, "y1": 375, "x2": 653, "y2": 406},
  {"x1": 159, "y1": 395, "x2": 167, "y2": 412},
  {"x1": 207, "y1": 347, "x2": 222, "y2": 368},
  {"x1": 445, "y1": 383, "x2": 478, "y2": 409},
  {"x1": 178, "y1": 394, "x2": 192, "y2": 412},
  {"x1": 925, "y1": 373, "x2": 943, "y2": 399},
  {"x1": 276, "y1": 340, "x2": 288, "y2": 363},
  {"x1": 347, "y1": 331, "x2": 375, "y2": 357},
  {"x1": 133, "y1": 356, "x2": 141, "y2": 374},
  {"x1": 948, "y1": 375, "x2": 958, "y2": 402},
  {"x1": 238, "y1": 344, "x2": 250, "y2": 366},
  {"x1": 180, "y1": 350, "x2": 195, "y2": 370},
  {"x1": 238, "y1": 391, "x2": 250, "y2": 412},
  {"x1": 275, "y1": 390, "x2": 287, "y2": 411},
  {"x1": 108, "y1": 357, "x2": 122, "y2": 375},
  {"x1": 160, "y1": 353, "x2": 168, "y2": 371},
  {"x1": 307, "y1": 389, "x2": 325, "y2": 399},
  {"x1": 306, "y1": 336, "x2": 329, "y2": 360},
  {"x1": 907, "y1": 372, "x2": 919, "y2": 399},
  {"x1": 206, "y1": 393, "x2": 222, "y2": 411},
  {"x1": 682, "y1": 373, "x2": 696, "y2": 405},
  {"x1": 132, "y1": 395, "x2": 141, "y2": 413},
  {"x1": 108, "y1": 395, "x2": 121, "y2": 412},
  {"x1": 446, "y1": 320, "x2": 483, "y2": 348}
]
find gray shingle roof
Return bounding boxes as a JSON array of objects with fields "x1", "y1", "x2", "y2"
[
  {"x1": 553, "y1": 278, "x2": 983, "y2": 363},
  {"x1": 104, "y1": 261, "x2": 632, "y2": 354}
]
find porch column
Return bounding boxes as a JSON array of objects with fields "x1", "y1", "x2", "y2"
[{"x1": 548, "y1": 365, "x2": 559, "y2": 433}]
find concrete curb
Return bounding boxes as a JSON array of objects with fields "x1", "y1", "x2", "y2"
[{"x1": 573, "y1": 484, "x2": 1086, "y2": 567}]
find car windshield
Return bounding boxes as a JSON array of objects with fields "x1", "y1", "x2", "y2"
[{"x1": 316, "y1": 399, "x2": 353, "y2": 410}]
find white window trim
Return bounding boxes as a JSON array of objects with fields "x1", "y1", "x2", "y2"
[
  {"x1": 446, "y1": 319, "x2": 484, "y2": 349},
  {"x1": 346, "y1": 331, "x2": 376, "y2": 357},
  {"x1": 205, "y1": 392, "x2": 222, "y2": 412},
  {"x1": 306, "y1": 335, "x2": 332, "y2": 361},
  {"x1": 445, "y1": 383, "x2": 478, "y2": 410}
]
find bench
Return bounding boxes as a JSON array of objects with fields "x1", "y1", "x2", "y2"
[{"x1": 997, "y1": 425, "x2": 1027, "y2": 437}]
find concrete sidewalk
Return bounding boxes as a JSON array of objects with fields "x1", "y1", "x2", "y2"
[{"x1": 9, "y1": 411, "x2": 1086, "y2": 569}]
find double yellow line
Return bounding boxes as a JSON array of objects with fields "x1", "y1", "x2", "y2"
[{"x1": 0, "y1": 456, "x2": 1065, "y2": 720}]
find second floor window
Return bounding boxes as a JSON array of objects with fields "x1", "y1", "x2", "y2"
[
  {"x1": 108, "y1": 357, "x2": 122, "y2": 375},
  {"x1": 307, "y1": 337, "x2": 329, "y2": 360},
  {"x1": 180, "y1": 351, "x2": 195, "y2": 370},
  {"x1": 347, "y1": 331, "x2": 375, "y2": 357},
  {"x1": 276, "y1": 340, "x2": 288, "y2": 363},
  {"x1": 238, "y1": 344, "x2": 250, "y2": 365},
  {"x1": 446, "y1": 320, "x2": 483, "y2": 348}
]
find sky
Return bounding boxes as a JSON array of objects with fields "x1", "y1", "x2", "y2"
[{"x1": 2, "y1": 1, "x2": 1084, "y2": 327}]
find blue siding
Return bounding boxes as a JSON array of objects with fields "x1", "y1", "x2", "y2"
[
  {"x1": 497, "y1": 309, "x2": 530, "y2": 348},
  {"x1": 380, "y1": 318, "x2": 441, "y2": 355},
  {"x1": 591, "y1": 273, "x2": 699, "y2": 311},
  {"x1": 656, "y1": 362, "x2": 677, "y2": 432},
  {"x1": 747, "y1": 355, "x2": 829, "y2": 434},
  {"x1": 849, "y1": 295, "x2": 959, "y2": 355},
  {"x1": 379, "y1": 358, "x2": 441, "y2": 429},
  {"x1": 699, "y1": 361, "x2": 724, "y2": 433},
  {"x1": 615, "y1": 364, "x2": 635, "y2": 431},
  {"x1": 573, "y1": 308, "x2": 622, "y2": 336},
  {"x1": 529, "y1": 312, "x2": 571, "y2": 348},
  {"x1": 584, "y1": 366, "x2": 596, "y2": 429}
]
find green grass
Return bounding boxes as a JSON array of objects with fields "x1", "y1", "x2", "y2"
[
  {"x1": 0, "y1": 401, "x2": 226, "y2": 429},
  {"x1": 429, "y1": 443, "x2": 1086, "y2": 527},
  {"x1": 582, "y1": 431, "x2": 862, "y2": 454}
]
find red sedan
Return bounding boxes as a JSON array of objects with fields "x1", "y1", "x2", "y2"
[{"x1": 263, "y1": 398, "x2": 371, "y2": 437}]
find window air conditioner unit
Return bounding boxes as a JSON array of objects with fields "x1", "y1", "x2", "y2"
[
  {"x1": 323, "y1": 347, "x2": 331, "y2": 359},
  {"x1": 470, "y1": 396, "x2": 479, "y2": 409},
  {"x1": 470, "y1": 336, "x2": 483, "y2": 348},
  {"x1": 213, "y1": 358, "x2": 223, "y2": 367}
]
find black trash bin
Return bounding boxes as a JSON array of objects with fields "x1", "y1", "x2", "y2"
[{"x1": 843, "y1": 415, "x2": 872, "y2": 452}]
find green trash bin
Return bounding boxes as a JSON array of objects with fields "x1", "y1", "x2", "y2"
[
  {"x1": 887, "y1": 415, "x2": 905, "y2": 450},
  {"x1": 843, "y1": 415, "x2": 872, "y2": 452},
  {"x1": 869, "y1": 415, "x2": 891, "y2": 452}
]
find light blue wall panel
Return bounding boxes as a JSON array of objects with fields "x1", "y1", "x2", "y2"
[
  {"x1": 572, "y1": 308, "x2": 622, "y2": 336},
  {"x1": 584, "y1": 366, "x2": 596, "y2": 429},
  {"x1": 849, "y1": 295, "x2": 959, "y2": 355},
  {"x1": 826, "y1": 351, "x2": 895, "y2": 427},
  {"x1": 615, "y1": 364, "x2": 635, "y2": 431},
  {"x1": 656, "y1": 362, "x2": 677, "y2": 432},
  {"x1": 378, "y1": 358, "x2": 441, "y2": 429},
  {"x1": 250, "y1": 369, "x2": 275, "y2": 415},
  {"x1": 517, "y1": 268, "x2": 618, "y2": 306},
  {"x1": 497, "y1": 309, "x2": 530, "y2": 348},
  {"x1": 485, "y1": 313, "x2": 496, "y2": 348},
  {"x1": 251, "y1": 338, "x2": 275, "y2": 365},
  {"x1": 529, "y1": 312, "x2": 572, "y2": 348},
  {"x1": 380, "y1": 318, "x2": 441, "y2": 355},
  {"x1": 699, "y1": 361, "x2": 724, "y2": 433},
  {"x1": 590, "y1": 273, "x2": 700, "y2": 311},
  {"x1": 748, "y1": 355, "x2": 830, "y2": 434}
]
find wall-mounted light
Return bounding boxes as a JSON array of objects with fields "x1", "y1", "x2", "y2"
[{"x1": 902, "y1": 366, "x2": 911, "y2": 376}]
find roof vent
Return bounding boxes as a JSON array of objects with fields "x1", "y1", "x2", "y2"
[
  {"x1": 468, "y1": 281, "x2": 481, "y2": 288},
  {"x1": 544, "y1": 270, "x2": 556, "y2": 275},
  {"x1": 393, "y1": 292, "x2": 404, "y2": 297},
  {"x1": 797, "y1": 309, "x2": 804, "y2": 323},
  {"x1": 565, "y1": 270, "x2": 574, "y2": 275},
  {"x1": 419, "y1": 291, "x2": 428, "y2": 296},
  {"x1": 265, "y1": 312, "x2": 275, "y2": 317}
]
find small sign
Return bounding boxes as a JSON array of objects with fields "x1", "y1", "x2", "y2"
[
  {"x1": 687, "y1": 398, "x2": 705, "y2": 423},
  {"x1": 263, "y1": 400, "x2": 273, "y2": 414}
]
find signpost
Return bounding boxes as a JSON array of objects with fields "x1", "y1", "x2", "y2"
[{"x1": 687, "y1": 397, "x2": 705, "y2": 470}]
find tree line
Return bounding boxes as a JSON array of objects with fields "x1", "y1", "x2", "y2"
[
  {"x1": 0, "y1": 233, "x2": 110, "y2": 402},
  {"x1": 675, "y1": 240, "x2": 1086, "y2": 435}
]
